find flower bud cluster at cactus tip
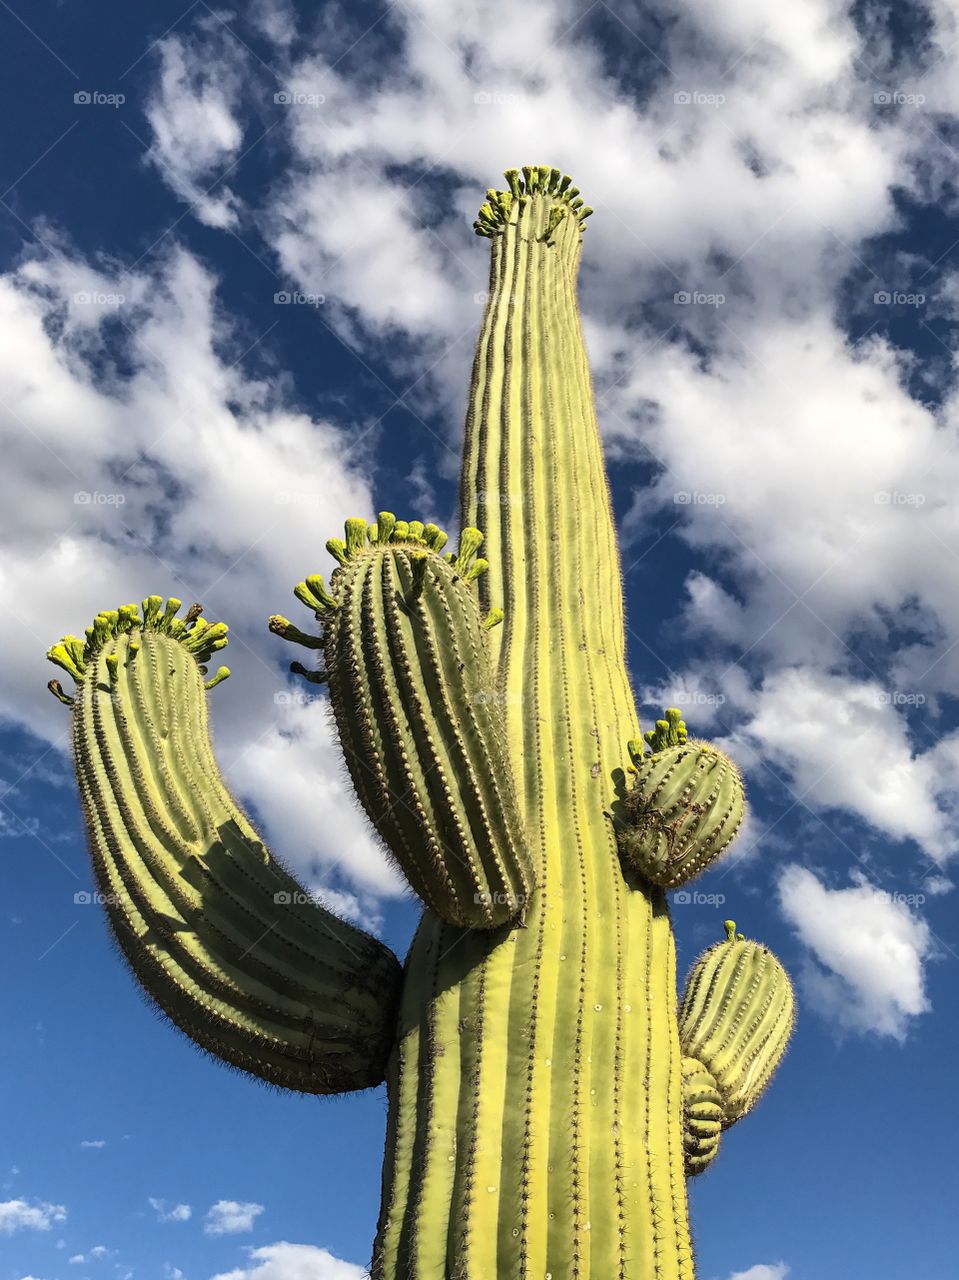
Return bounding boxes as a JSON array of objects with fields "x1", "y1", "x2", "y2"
[
  {"x1": 618, "y1": 707, "x2": 746, "y2": 888},
  {"x1": 473, "y1": 165, "x2": 594, "y2": 239},
  {"x1": 46, "y1": 596, "x2": 231, "y2": 703}
]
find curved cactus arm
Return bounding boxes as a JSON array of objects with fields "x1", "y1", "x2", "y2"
[
  {"x1": 678, "y1": 919, "x2": 794, "y2": 1140},
  {"x1": 48, "y1": 598, "x2": 403, "y2": 1095},
  {"x1": 273, "y1": 515, "x2": 534, "y2": 931}
]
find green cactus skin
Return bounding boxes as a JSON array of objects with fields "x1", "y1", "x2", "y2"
[
  {"x1": 620, "y1": 718, "x2": 746, "y2": 888},
  {"x1": 51, "y1": 600, "x2": 402, "y2": 1094},
  {"x1": 279, "y1": 519, "x2": 534, "y2": 930},
  {"x1": 48, "y1": 166, "x2": 795, "y2": 1280},
  {"x1": 680, "y1": 1057, "x2": 723, "y2": 1177},
  {"x1": 679, "y1": 921, "x2": 794, "y2": 1127}
]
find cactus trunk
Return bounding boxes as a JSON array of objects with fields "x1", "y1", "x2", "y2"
[{"x1": 371, "y1": 185, "x2": 693, "y2": 1278}]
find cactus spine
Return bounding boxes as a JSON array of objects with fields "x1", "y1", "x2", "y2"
[{"x1": 49, "y1": 166, "x2": 793, "y2": 1279}]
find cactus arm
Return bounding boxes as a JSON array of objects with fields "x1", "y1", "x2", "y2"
[
  {"x1": 679, "y1": 920, "x2": 794, "y2": 1139},
  {"x1": 279, "y1": 520, "x2": 534, "y2": 930},
  {"x1": 49, "y1": 600, "x2": 402, "y2": 1095}
]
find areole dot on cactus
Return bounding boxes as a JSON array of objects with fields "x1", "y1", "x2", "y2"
[
  {"x1": 48, "y1": 166, "x2": 795, "y2": 1280},
  {"x1": 618, "y1": 706, "x2": 746, "y2": 888}
]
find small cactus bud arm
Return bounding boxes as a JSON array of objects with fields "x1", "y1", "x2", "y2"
[
  {"x1": 681, "y1": 1056, "x2": 723, "y2": 1177},
  {"x1": 618, "y1": 717, "x2": 746, "y2": 888},
  {"x1": 49, "y1": 599, "x2": 402, "y2": 1095},
  {"x1": 297, "y1": 516, "x2": 534, "y2": 929},
  {"x1": 679, "y1": 920, "x2": 795, "y2": 1126}
]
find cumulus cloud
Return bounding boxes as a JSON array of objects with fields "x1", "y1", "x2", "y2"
[
  {"x1": 0, "y1": 1199, "x2": 67, "y2": 1234},
  {"x1": 210, "y1": 1242, "x2": 366, "y2": 1280},
  {"x1": 778, "y1": 865, "x2": 933, "y2": 1039},
  {"x1": 204, "y1": 1201, "x2": 265, "y2": 1237},
  {"x1": 735, "y1": 668, "x2": 959, "y2": 861}
]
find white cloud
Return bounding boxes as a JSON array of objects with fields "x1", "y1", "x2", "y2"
[
  {"x1": 210, "y1": 1242, "x2": 365, "y2": 1280},
  {"x1": 728, "y1": 1266, "x2": 789, "y2": 1280},
  {"x1": 69, "y1": 1247, "x2": 111, "y2": 1265},
  {"x1": 79, "y1": 1140, "x2": 106, "y2": 1149},
  {"x1": 735, "y1": 667, "x2": 959, "y2": 861},
  {"x1": 149, "y1": 1199, "x2": 192, "y2": 1224},
  {"x1": 0, "y1": 1199, "x2": 67, "y2": 1234},
  {"x1": 204, "y1": 1202, "x2": 265, "y2": 1237},
  {"x1": 778, "y1": 865, "x2": 933, "y2": 1039},
  {"x1": 0, "y1": 237, "x2": 400, "y2": 915},
  {"x1": 144, "y1": 30, "x2": 246, "y2": 228}
]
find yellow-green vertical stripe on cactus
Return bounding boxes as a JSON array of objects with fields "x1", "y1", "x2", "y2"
[
  {"x1": 56, "y1": 603, "x2": 401, "y2": 1094},
  {"x1": 371, "y1": 168, "x2": 694, "y2": 1279}
]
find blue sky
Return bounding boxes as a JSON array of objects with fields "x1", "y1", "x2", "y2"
[{"x1": 2, "y1": 2, "x2": 959, "y2": 1279}]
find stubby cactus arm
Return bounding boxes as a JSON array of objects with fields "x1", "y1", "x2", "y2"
[
  {"x1": 678, "y1": 920, "x2": 795, "y2": 1176},
  {"x1": 273, "y1": 516, "x2": 534, "y2": 930},
  {"x1": 47, "y1": 598, "x2": 403, "y2": 1095}
]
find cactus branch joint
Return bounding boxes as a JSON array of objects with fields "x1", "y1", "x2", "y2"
[{"x1": 48, "y1": 165, "x2": 794, "y2": 1280}]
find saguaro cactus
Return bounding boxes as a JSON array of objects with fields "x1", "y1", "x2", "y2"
[{"x1": 49, "y1": 166, "x2": 793, "y2": 1279}]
